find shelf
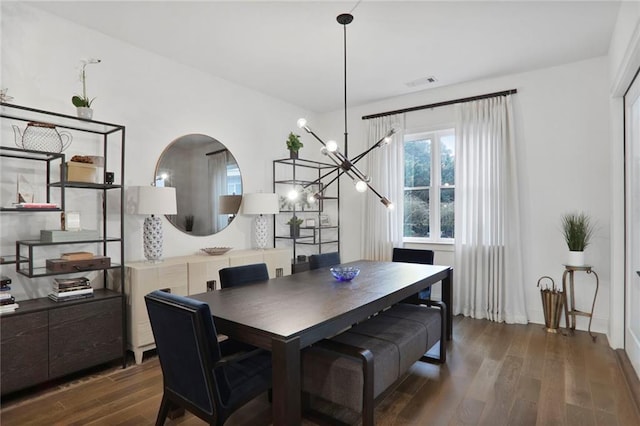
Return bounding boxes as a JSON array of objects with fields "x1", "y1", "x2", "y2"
[
  {"x1": 17, "y1": 263, "x2": 122, "y2": 278},
  {"x1": 1, "y1": 103, "x2": 124, "y2": 135},
  {"x1": 49, "y1": 182, "x2": 123, "y2": 190},
  {"x1": 273, "y1": 157, "x2": 337, "y2": 169},
  {"x1": 0, "y1": 146, "x2": 65, "y2": 161},
  {"x1": 0, "y1": 255, "x2": 28, "y2": 265},
  {"x1": 0, "y1": 288, "x2": 121, "y2": 316},
  {"x1": 297, "y1": 240, "x2": 339, "y2": 246},
  {"x1": 16, "y1": 237, "x2": 122, "y2": 247},
  {"x1": 0, "y1": 207, "x2": 63, "y2": 212}
]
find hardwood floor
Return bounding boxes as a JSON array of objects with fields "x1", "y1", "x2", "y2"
[{"x1": 1, "y1": 316, "x2": 639, "y2": 425}]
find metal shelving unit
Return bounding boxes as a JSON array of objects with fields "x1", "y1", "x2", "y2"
[
  {"x1": 273, "y1": 157, "x2": 340, "y2": 271},
  {"x1": 0, "y1": 103, "x2": 127, "y2": 389}
]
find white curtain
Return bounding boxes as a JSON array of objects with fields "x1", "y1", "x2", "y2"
[
  {"x1": 453, "y1": 95, "x2": 527, "y2": 323},
  {"x1": 209, "y1": 151, "x2": 228, "y2": 233},
  {"x1": 362, "y1": 114, "x2": 405, "y2": 261}
]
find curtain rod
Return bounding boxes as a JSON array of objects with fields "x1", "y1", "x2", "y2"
[
  {"x1": 205, "y1": 148, "x2": 228, "y2": 156},
  {"x1": 361, "y1": 89, "x2": 518, "y2": 120}
]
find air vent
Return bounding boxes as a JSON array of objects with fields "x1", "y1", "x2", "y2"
[{"x1": 405, "y1": 76, "x2": 438, "y2": 88}]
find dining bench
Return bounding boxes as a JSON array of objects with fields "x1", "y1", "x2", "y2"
[{"x1": 302, "y1": 301, "x2": 446, "y2": 425}]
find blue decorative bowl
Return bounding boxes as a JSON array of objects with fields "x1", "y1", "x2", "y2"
[{"x1": 330, "y1": 266, "x2": 360, "y2": 281}]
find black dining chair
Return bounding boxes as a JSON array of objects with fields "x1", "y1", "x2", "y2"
[
  {"x1": 219, "y1": 263, "x2": 269, "y2": 289},
  {"x1": 308, "y1": 252, "x2": 341, "y2": 270},
  {"x1": 392, "y1": 248, "x2": 434, "y2": 301},
  {"x1": 145, "y1": 290, "x2": 272, "y2": 426},
  {"x1": 391, "y1": 247, "x2": 446, "y2": 362}
]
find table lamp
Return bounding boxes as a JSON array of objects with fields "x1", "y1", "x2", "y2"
[
  {"x1": 219, "y1": 194, "x2": 242, "y2": 224},
  {"x1": 133, "y1": 186, "x2": 177, "y2": 262},
  {"x1": 242, "y1": 193, "x2": 279, "y2": 249}
]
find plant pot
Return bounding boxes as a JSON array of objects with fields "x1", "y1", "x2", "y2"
[
  {"x1": 289, "y1": 150, "x2": 298, "y2": 159},
  {"x1": 567, "y1": 250, "x2": 585, "y2": 267},
  {"x1": 77, "y1": 107, "x2": 93, "y2": 120},
  {"x1": 289, "y1": 224, "x2": 300, "y2": 238}
]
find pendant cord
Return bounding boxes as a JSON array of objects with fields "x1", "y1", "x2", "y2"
[{"x1": 343, "y1": 21, "x2": 348, "y2": 158}]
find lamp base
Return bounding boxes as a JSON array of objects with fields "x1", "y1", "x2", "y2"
[
  {"x1": 143, "y1": 215, "x2": 164, "y2": 262},
  {"x1": 254, "y1": 214, "x2": 269, "y2": 250}
]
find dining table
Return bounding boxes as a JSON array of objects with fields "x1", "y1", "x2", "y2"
[{"x1": 190, "y1": 259, "x2": 453, "y2": 425}]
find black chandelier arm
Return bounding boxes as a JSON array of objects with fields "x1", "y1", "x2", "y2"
[
  {"x1": 301, "y1": 166, "x2": 341, "y2": 190},
  {"x1": 300, "y1": 125, "x2": 329, "y2": 148},
  {"x1": 349, "y1": 129, "x2": 396, "y2": 163}
]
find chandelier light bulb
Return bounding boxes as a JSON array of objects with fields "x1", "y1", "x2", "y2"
[
  {"x1": 381, "y1": 197, "x2": 394, "y2": 209},
  {"x1": 296, "y1": 118, "x2": 307, "y2": 129},
  {"x1": 355, "y1": 180, "x2": 367, "y2": 192},
  {"x1": 326, "y1": 140, "x2": 338, "y2": 152},
  {"x1": 308, "y1": 193, "x2": 318, "y2": 203},
  {"x1": 287, "y1": 189, "x2": 299, "y2": 201},
  {"x1": 383, "y1": 136, "x2": 392, "y2": 144}
]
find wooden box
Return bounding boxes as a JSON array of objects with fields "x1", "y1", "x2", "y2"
[
  {"x1": 46, "y1": 256, "x2": 110, "y2": 273},
  {"x1": 65, "y1": 161, "x2": 98, "y2": 183}
]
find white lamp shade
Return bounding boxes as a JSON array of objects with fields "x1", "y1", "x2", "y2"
[
  {"x1": 134, "y1": 186, "x2": 177, "y2": 215},
  {"x1": 219, "y1": 194, "x2": 243, "y2": 214},
  {"x1": 242, "y1": 193, "x2": 279, "y2": 215}
]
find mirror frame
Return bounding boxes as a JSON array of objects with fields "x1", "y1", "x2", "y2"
[{"x1": 154, "y1": 133, "x2": 242, "y2": 236}]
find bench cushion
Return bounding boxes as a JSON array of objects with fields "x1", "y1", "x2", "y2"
[
  {"x1": 302, "y1": 331, "x2": 399, "y2": 411},
  {"x1": 381, "y1": 303, "x2": 442, "y2": 352},
  {"x1": 348, "y1": 314, "x2": 428, "y2": 374}
]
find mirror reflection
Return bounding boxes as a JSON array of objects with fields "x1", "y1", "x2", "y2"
[{"x1": 155, "y1": 134, "x2": 242, "y2": 236}]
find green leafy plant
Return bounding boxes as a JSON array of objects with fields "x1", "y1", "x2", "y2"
[
  {"x1": 72, "y1": 58, "x2": 101, "y2": 108},
  {"x1": 286, "y1": 216, "x2": 304, "y2": 226},
  {"x1": 286, "y1": 132, "x2": 303, "y2": 153},
  {"x1": 561, "y1": 212, "x2": 594, "y2": 251}
]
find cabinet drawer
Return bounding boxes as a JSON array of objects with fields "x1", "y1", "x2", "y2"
[
  {"x1": 188, "y1": 257, "x2": 229, "y2": 293},
  {"x1": 49, "y1": 297, "x2": 123, "y2": 378},
  {"x1": 0, "y1": 311, "x2": 48, "y2": 395}
]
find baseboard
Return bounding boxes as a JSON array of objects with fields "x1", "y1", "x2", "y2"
[{"x1": 615, "y1": 348, "x2": 640, "y2": 419}]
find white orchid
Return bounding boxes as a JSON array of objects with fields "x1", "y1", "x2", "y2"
[{"x1": 72, "y1": 58, "x2": 101, "y2": 108}]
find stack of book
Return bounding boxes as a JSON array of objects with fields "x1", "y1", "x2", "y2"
[
  {"x1": 0, "y1": 276, "x2": 18, "y2": 314},
  {"x1": 49, "y1": 277, "x2": 93, "y2": 302}
]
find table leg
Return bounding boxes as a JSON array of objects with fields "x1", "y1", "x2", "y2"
[
  {"x1": 569, "y1": 271, "x2": 577, "y2": 330},
  {"x1": 271, "y1": 336, "x2": 301, "y2": 425},
  {"x1": 442, "y1": 268, "x2": 453, "y2": 341},
  {"x1": 562, "y1": 269, "x2": 570, "y2": 330}
]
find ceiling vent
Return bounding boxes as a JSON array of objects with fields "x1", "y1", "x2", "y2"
[{"x1": 405, "y1": 76, "x2": 438, "y2": 88}]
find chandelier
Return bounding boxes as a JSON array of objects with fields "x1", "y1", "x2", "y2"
[{"x1": 295, "y1": 13, "x2": 395, "y2": 210}]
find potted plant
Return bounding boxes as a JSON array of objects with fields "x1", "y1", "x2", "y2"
[
  {"x1": 561, "y1": 212, "x2": 594, "y2": 266},
  {"x1": 72, "y1": 58, "x2": 101, "y2": 119},
  {"x1": 287, "y1": 216, "x2": 304, "y2": 238},
  {"x1": 286, "y1": 132, "x2": 303, "y2": 159}
]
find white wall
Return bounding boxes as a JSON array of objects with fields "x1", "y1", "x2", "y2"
[
  {"x1": 0, "y1": 3, "x2": 313, "y2": 299},
  {"x1": 319, "y1": 56, "x2": 612, "y2": 333}
]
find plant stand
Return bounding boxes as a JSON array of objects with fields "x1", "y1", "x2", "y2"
[{"x1": 562, "y1": 264, "x2": 599, "y2": 341}]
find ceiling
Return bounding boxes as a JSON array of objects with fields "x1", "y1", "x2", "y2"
[{"x1": 30, "y1": 1, "x2": 620, "y2": 113}]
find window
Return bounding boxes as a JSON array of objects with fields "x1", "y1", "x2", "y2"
[{"x1": 403, "y1": 128, "x2": 455, "y2": 242}]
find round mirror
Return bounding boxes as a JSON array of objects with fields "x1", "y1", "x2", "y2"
[{"x1": 155, "y1": 134, "x2": 242, "y2": 236}]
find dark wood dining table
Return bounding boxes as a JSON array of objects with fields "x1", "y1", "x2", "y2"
[{"x1": 190, "y1": 259, "x2": 453, "y2": 425}]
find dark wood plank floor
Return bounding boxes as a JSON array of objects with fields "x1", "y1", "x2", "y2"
[{"x1": 2, "y1": 316, "x2": 639, "y2": 425}]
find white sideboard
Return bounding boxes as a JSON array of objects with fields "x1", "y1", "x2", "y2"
[{"x1": 124, "y1": 248, "x2": 291, "y2": 364}]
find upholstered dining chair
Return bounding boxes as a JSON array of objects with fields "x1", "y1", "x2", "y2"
[
  {"x1": 145, "y1": 290, "x2": 272, "y2": 426},
  {"x1": 219, "y1": 263, "x2": 269, "y2": 289},
  {"x1": 391, "y1": 247, "x2": 446, "y2": 362},
  {"x1": 308, "y1": 252, "x2": 341, "y2": 270},
  {"x1": 392, "y1": 247, "x2": 434, "y2": 300}
]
